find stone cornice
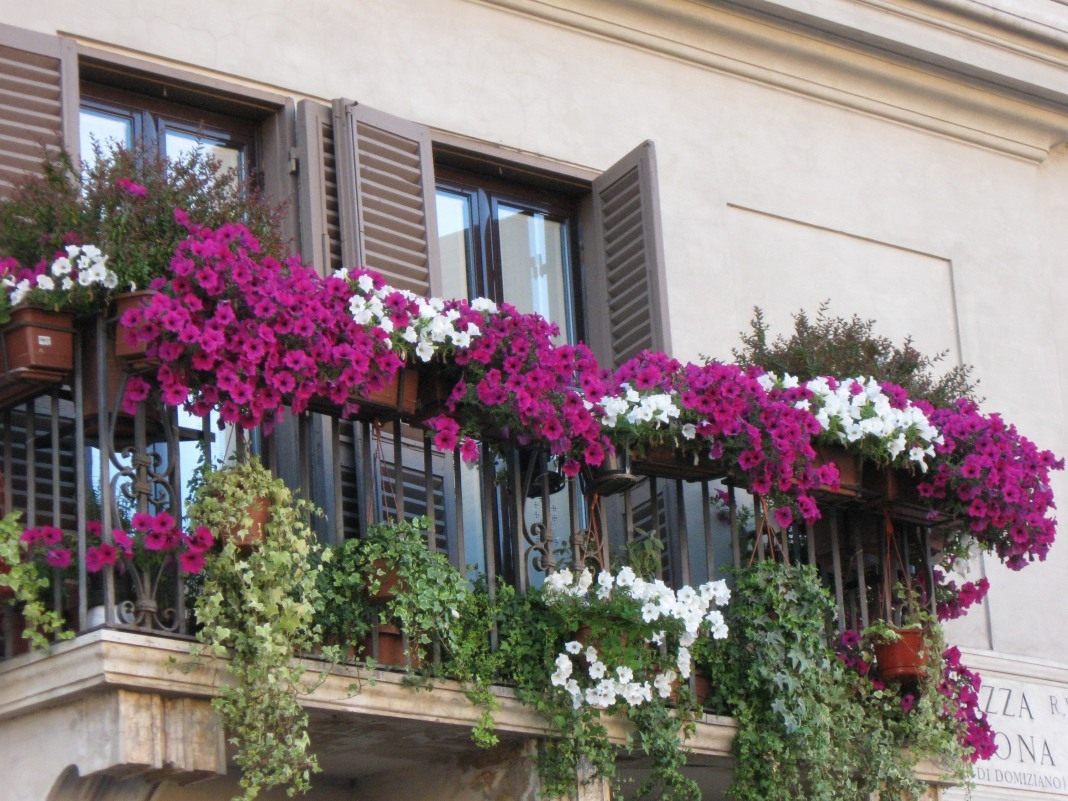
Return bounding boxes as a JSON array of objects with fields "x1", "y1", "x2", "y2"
[
  {"x1": 0, "y1": 630, "x2": 737, "y2": 756},
  {"x1": 475, "y1": 0, "x2": 1068, "y2": 161}
]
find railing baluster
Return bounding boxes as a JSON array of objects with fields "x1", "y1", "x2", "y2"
[
  {"x1": 73, "y1": 333, "x2": 87, "y2": 633},
  {"x1": 480, "y1": 450, "x2": 498, "y2": 649},
  {"x1": 852, "y1": 523, "x2": 869, "y2": 630},
  {"x1": 728, "y1": 484, "x2": 741, "y2": 570},
  {"x1": 330, "y1": 418, "x2": 343, "y2": 545},
  {"x1": 392, "y1": 418, "x2": 404, "y2": 521},
  {"x1": 829, "y1": 510, "x2": 846, "y2": 632},
  {"x1": 424, "y1": 435, "x2": 436, "y2": 550},
  {"x1": 675, "y1": 478, "x2": 690, "y2": 588},
  {"x1": 701, "y1": 480, "x2": 714, "y2": 582},
  {"x1": 24, "y1": 400, "x2": 35, "y2": 527},
  {"x1": 451, "y1": 450, "x2": 465, "y2": 571}
]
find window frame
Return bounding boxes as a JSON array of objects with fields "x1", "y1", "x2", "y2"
[{"x1": 434, "y1": 162, "x2": 585, "y2": 343}]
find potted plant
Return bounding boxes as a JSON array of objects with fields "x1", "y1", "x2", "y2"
[
  {"x1": 425, "y1": 300, "x2": 612, "y2": 478},
  {"x1": 497, "y1": 564, "x2": 730, "y2": 800},
  {"x1": 334, "y1": 269, "x2": 484, "y2": 418},
  {"x1": 865, "y1": 620, "x2": 929, "y2": 683},
  {"x1": 188, "y1": 457, "x2": 327, "y2": 801},
  {"x1": 0, "y1": 512, "x2": 71, "y2": 653},
  {"x1": 599, "y1": 351, "x2": 829, "y2": 529},
  {"x1": 0, "y1": 247, "x2": 114, "y2": 391},
  {"x1": 351, "y1": 516, "x2": 471, "y2": 669}
]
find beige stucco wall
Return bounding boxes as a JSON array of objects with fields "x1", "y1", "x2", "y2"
[
  {"x1": 3, "y1": 2, "x2": 1067, "y2": 793},
  {"x1": 9, "y1": 0, "x2": 1068, "y2": 655}
]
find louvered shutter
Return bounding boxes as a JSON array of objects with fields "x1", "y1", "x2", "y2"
[
  {"x1": 334, "y1": 100, "x2": 441, "y2": 295},
  {"x1": 0, "y1": 24, "x2": 77, "y2": 198},
  {"x1": 586, "y1": 140, "x2": 670, "y2": 367},
  {"x1": 296, "y1": 100, "x2": 343, "y2": 275}
]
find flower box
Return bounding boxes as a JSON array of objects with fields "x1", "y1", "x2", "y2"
[
  {"x1": 354, "y1": 366, "x2": 421, "y2": 418},
  {"x1": 814, "y1": 443, "x2": 864, "y2": 498},
  {"x1": 0, "y1": 307, "x2": 75, "y2": 405}
]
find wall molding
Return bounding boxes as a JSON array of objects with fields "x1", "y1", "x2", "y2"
[{"x1": 475, "y1": 0, "x2": 1068, "y2": 162}]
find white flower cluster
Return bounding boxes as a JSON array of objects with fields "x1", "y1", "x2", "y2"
[
  {"x1": 759, "y1": 373, "x2": 943, "y2": 470},
  {"x1": 544, "y1": 566, "x2": 729, "y2": 710},
  {"x1": 340, "y1": 270, "x2": 486, "y2": 362},
  {"x1": 3, "y1": 245, "x2": 118, "y2": 306},
  {"x1": 600, "y1": 384, "x2": 683, "y2": 432}
]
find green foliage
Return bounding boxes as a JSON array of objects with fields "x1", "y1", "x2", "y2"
[
  {"x1": 733, "y1": 303, "x2": 978, "y2": 406},
  {"x1": 314, "y1": 517, "x2": 501, "y2": 746},
  {"x1": 0, "y1": 512, "x2": 71, "y2": 650},
  {"x1": 496, "y1": 583, "x2": 703, "y2": 801},
  {"x1": 357, "y1": 516, "x2": 472, "y2": 658},
  {"x1": 700, "y1": 561, "x2": 930, "y2": 801},
  {"x1": 0, "y1": 142, "x2": 286, "y2": 293},
  {"x1": 189, "y1": 458, "x2": 324, "y2": 801}
]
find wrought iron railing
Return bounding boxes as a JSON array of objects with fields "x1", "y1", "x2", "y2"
[{"x1": 0, "y1": 315, "x2": 941, "y2": 659}]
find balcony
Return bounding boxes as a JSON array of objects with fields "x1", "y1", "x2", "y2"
[{"x1": 0, "y1": 309, "x2": 964, "y2": 801}]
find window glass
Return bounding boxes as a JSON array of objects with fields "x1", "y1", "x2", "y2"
[
  {"x1": 79, "y1": 108, "x2": 133, "y2": 167},
  {"x1": 495, "y1": 203, "x2": 572, "y2": 340},
  {"x1": 164, "y1": 129, "x2": 242, "y2": 175},
  {"x1": 435, "y1": 189, "x2": 476, "y2": 301}
]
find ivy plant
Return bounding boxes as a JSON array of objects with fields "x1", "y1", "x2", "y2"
[{"x1": 189, "y1": 458, "x2": 326, "y2": 801}]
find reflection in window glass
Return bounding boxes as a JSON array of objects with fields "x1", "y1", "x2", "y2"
[
  {"x1": 164, "y1": 130, "x2": 241, "y2": 175},
  {"x1": 435, "y1": 190, "x2": 476, "y2": 301},
  {"x1": 79, "y1": 108, "x2": 132, "y2": 167},
  {"x1": 496, "y1": 204, "x2": 572, "y2": 342}
]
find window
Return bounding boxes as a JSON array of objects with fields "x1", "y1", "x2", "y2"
[
  {"x1": 79, "y1": 82, "x2": 256, "y2": 175},
  {"x1": 435, "y1": 166, "x2": 581, "y2": 342}
]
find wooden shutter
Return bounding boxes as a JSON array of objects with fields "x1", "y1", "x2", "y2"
[
  {"x1": 586, "y1": 140, "x2": 670, "y2": 367},
  {"x1": 0, "y1": 24, "x2": 77, "y2": 198},
  {"x1": 296, "y1": 100, "x2": 342, "y2": 275},
  {"x1": 334, "y1": 100, "x2": 440, "y2": 295}
]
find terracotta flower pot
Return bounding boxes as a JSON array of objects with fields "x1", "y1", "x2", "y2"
[
  {"x1": 0, "y1": 558, "x2": 13, "y2": 600},
  {"x1": 670, "y1": 672, "x2": 712, "y2": 707},
  {"x1": 112, "y1": 290, "x2": 159, "y2": 371},
  {"x1": 368, "y1": 559, "x2": 403, "y2": 601},
  {"x1": 364, "y1": 623, "x2": 421, "y2": 669},
  {"x1": 218, "y1": 497, "x2": 271, "y2": 548},
  {"x1": 874, "y1": 627, "x2": 928, "y2": 682}
]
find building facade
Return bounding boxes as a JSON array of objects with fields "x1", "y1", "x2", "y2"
[{"x1": 0, "y1": 1, "x2": 1067, "y2": 799}]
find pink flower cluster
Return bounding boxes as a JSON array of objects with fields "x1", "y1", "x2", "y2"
[
  {"x1": 19, "y1": 512, "x2": 214, "y2": 575},
  {"x1": 429, "y1": 302, "x2": 612, "y2": 474},
  {"x1": 613, "y1": 352, "x2": 836, "y2": 525},
  {"x1": 920, "y1": 400, "x2": 1064, "y2": 570},
  {"x1": 932, "y1": 568, "x2": 990, "y2": 621},
  {"x1": 939, "y1": 646, "x2": 997, "y2": 762},
  {"x1": 121, "y1": 216, "x2": 400, "y2": 431}
]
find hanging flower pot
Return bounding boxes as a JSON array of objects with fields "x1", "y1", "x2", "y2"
[
  {"x1": 517, "y1": 447, "x2": 566, "y2": 498},
  {"x1": 112, "y1": 290, "x2": 159, "y2": 371},
  {"x1": 632, "y1": 444, "x2": 724, "y2": 483},
  {"x1": 874, "y1": 627, "x2": 928, "y2": 682},
  {"x1": 217, "y1": 496, "x2": 271, "y2": 549},
  {"x1": 368, "y1": 558, "x2": 403, "y2": 601},
  {"x1": 0, "y1": 307, "x2": 74, "y2": 388}
]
